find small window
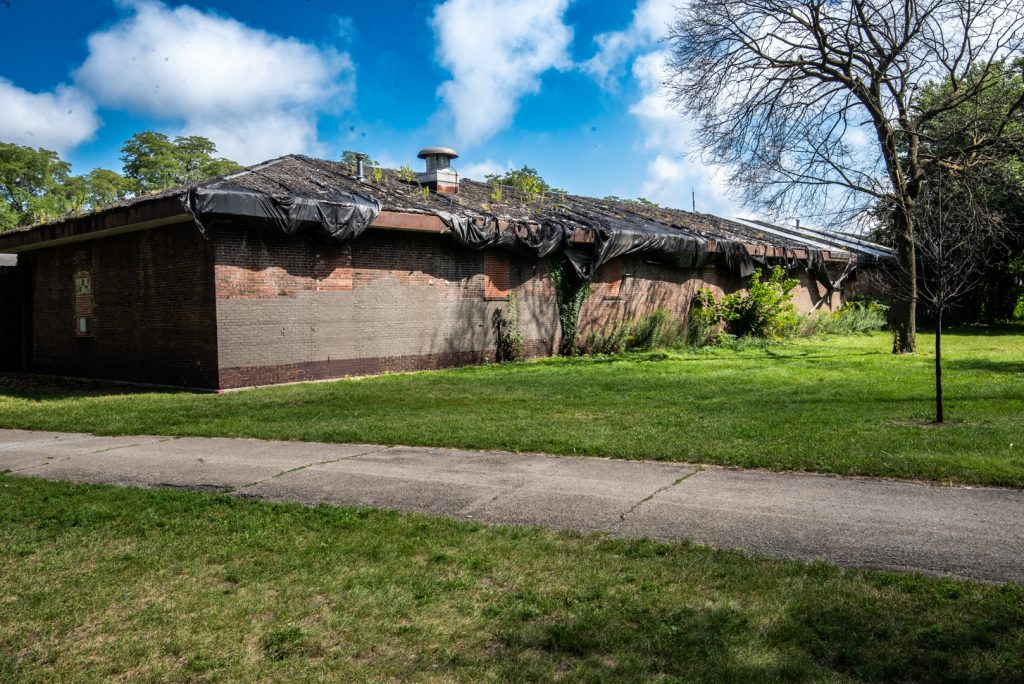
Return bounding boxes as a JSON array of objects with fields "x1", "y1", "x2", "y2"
[
  {"x1": 77, "y1": 317, "x2": 93, "y2": 337},
  {"x1": 74, "y1": 271, "x2": 91, "y2": 294}
]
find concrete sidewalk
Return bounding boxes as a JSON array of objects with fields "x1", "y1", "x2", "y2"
[{"x1": 2, "y1": 428, "x2": 1022, "y2": 584}]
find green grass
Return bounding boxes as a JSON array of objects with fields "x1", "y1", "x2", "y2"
[
  {"x1": 2, "y1": 475, "x2": 1022, "y2": 682},
  {"x1": 2, "y1": 330, "x2": 1022, "y2": 487}
]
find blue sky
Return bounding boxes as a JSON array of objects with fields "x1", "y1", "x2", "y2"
[{"x1": 0, "y1": 0, "x2": 743, "y2": 216}]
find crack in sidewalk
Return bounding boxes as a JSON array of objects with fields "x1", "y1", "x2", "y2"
[
  {"x1": 231, "y1": 445, "x2": 391, "y2": 493},
  {"x1": 8, "y1": 437, "x2": 176, "y2": 473},
  {"x1": 617, "y1": 466, "x2": 703, "y2": 523}
]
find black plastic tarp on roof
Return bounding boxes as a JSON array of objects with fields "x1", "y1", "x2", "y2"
[
  {"x1": 440, "y1": 209, "x2": 738, "y2": 279},
  {"x1": 435, "y1": 212, "x2": 567, "y2": 260},
  {"x1": 183, "y1": 179, "x2": 382, "y2": 244}
]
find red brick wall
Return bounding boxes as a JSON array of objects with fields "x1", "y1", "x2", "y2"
[
  {"x1": 213, "y1": 226, "x2": 560, "y2": 388},
  {"x1": 29, "y1": 222, "x2": 219, "y2": 388},
  {"x1": 579, "y1": 258, "x2": 745, "y2": 334},
  {"x1": 211, "y1": 225, "x2": 835, "y2": 388},
  {"x1": 21, "y1": 219, "x2": 839, "y2": 389}
]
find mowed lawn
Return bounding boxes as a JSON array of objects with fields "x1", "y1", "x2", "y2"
[
  {"x1": 1, "y1": 329, "x2": 1022, "y2": 487},
  {"x1": 2, "y1": 475, "x2": 1023, "y2": 682}
]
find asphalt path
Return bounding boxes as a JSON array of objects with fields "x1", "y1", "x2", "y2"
[{"x1": 3, "y1": 429, "x2": 1022, "y2": 583}]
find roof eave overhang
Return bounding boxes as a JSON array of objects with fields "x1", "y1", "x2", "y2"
[
  {"x1": 0, "y1": 202, "x2": 855, "y2": 265},
  {"x1": 0, "y1": 195, "x2": 190, "y2": 254}
]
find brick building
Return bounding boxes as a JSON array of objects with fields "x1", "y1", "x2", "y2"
[{"x1": 0, "y1": 152, "x2": 891, "y2": 390}]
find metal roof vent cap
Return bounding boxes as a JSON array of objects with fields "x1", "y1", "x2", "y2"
[{"x1": 416, "y1": 147, "x2": 459, "y2": 194}]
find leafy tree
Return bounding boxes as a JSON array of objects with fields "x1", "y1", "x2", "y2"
[
  {"x1": 82, "y1": 168, "x2": 135, "y2": 209},
  {"x1": 58, "y1": 168, "x2": 136, "y2": 214},
  {"x1": 0, "y1": 142, "x2": 73, "y2": 230},
  {"x1": 915, "y1": 59, "x2": 1024, "y2": 322},
  {"x1": 486, "y1": 166, "x2": 565, "y2": 200},
  {"x1": 121, "y1": 131, "x2": 241, "y2": 193},
  {"x1": 665, "y1": 0, "x2": 1024, "y2": 353}
]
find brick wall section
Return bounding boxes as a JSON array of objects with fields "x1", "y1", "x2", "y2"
[
  {"x1": 579, "y1": 258, "x2": 745, "y2": 334},
  {"x1": 19, "y1": 218, "x2": 841, "y2": 389},
  {"x1": 213, "y1": 226, "x2": 558, "y2": 388},
  {"x1": 213, "y1": 224, "x2": 836, "y2": 388},
  {"x1": 29, "y1": 222, "x2": 219, "y2": 388}
]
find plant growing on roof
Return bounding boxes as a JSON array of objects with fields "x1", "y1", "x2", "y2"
[
  {"x1": 547, "y1": 257, "x2": 591, "y2": 356},
  {"x1": 397, "y1": 165, "x2": 415, "y2": 183},
  {"x1": 371, "y1": 166, "x2": 383, "y2": 183}
]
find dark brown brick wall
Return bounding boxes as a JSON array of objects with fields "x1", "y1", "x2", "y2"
[
  {"x1": 580, "y1": 258, "x2": 744, "y2": 333},
  {"x1": 30, "y1": 222, "x2": 219, "y2": 388}
]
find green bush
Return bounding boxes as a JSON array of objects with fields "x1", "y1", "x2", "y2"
[
  {"x1": 722, "y1": 266, "x2": 799, "y2": 338},
  {"x1": 687, "y1": 267, "x2": 798, "y2": 344},
  {"x1": 496, "y1": 293, "x2": 526, "y2": 362},
  {"x1": 687, "y1": 288, "x2": 723, "y2": 347},
  {"x1": 580, "y1": 308, "x2": 684, "y2": 355},
  {"x1": 796, "y1": 299, "x2": 889, "y2": 337}
]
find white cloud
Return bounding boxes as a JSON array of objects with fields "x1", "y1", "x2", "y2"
[
  {"x1": 458, "y1": 159, "x2": 509, "y2": 181},
  {"x1": 630, "y1": 51, "x2": 740, "y2": 215},
  {"x1": 579, "y1": 2, "x2": 741, "y2": 215},
  {"x1": 0, "y1": 79, "x2": 99, "y2": 153},
  {"x1": 583, "y1": 0, "x2": 676, "y2": 87},
  {"x1": 181, "y1": 111, "x2": 325, "y2": 166},
  {"x1": 73, "y1": 0, "x2": 355, "y2": 163},
  {"x1": 431, "y1": 0, "x2": 573, "y2": 146}
]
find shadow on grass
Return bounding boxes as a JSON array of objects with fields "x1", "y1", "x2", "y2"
[
  {"x1": 492, "y1": 569, "x2": 1024, "y2": 682},
  {"x1": 945, "y1": 358, "x2": 1024, "y2": 375},
  {"x1": 0, "y1": 373, "x2": 186, "y2": 402}
]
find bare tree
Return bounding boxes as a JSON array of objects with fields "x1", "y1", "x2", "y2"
[
  {"x1": 665, "y1": 0, "x2": 1024, "y2": 353},
  {"x1": 912, "y1": 174, "x2": 1004, "y2": 422}
]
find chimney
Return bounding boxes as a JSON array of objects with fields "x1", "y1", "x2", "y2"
[{"x1": 416, "y1": 147, "x2": 459, "y2": 194}]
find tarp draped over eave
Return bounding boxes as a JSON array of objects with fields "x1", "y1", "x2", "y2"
[
  {"x1": 182, "y1": 177, "x2": 859, "y2": 293},
  {"x1": 438, "y1": 209, "x2": 745, "y2": 279},
  {"x1": 183, "y1": 180, "x2": 382, "y2": 244}
]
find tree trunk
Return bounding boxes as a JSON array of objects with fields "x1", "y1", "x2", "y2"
[
  {"x1": 934, "y1": 309, "x2": 944, "y2": 423},
  {"x1": 891, "y1": 207, "x2": 917, "y2": 353}
]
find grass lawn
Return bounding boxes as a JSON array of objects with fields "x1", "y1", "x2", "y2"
[
  {"x1": 1, "y1": 329, "x2": 1022, "y2": 487},
  {"x1": 2, "y1": 475, "x2": 1022, "y2": 682}
]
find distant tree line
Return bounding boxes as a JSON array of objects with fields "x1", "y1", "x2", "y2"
[{"x1": 0, "y1": 131, "x2": 241, "y2": 232}]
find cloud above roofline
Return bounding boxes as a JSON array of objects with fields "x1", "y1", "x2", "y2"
[
  {"x1": 0, "y1": 79, "x2": 99, "y2": 154},
  {"x1": 431, "y1": 0, "x2": 573, "y2": 147}
]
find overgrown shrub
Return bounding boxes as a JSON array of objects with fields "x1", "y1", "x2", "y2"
[
  {"x1": 580, "y1": 308, "x2": 684, "y2": 355},
  {"x1": 687, "y1": 288, "x2": 723, "y2": 347},
  {"x1": 722, "y1": 266, "x2": 799, "y2": 338},
  {"x1": 796, "y1": 299, "x2": 889, "y2": 336},
  {"x1": 548, "y1": 257, "x2": 591, "y2": 356},
  {"x1": 687, "y1": 267, "x2": 798, "y2": 344},
  {"x1": 496, "y1": 293, "x2": 526, "y2": 362}
]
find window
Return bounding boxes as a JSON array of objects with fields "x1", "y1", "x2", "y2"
[{"x1": 74, "y1": 270, "x2": 94, "y2": 337}]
